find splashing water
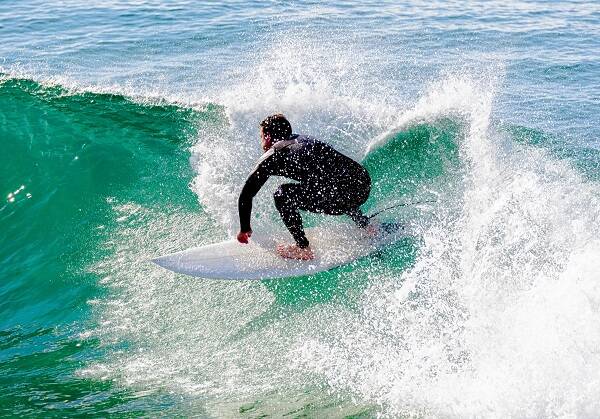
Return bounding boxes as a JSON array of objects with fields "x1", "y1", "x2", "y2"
[
  {"x1": 84, "y1": 41, "x2": 600, "y2": 415},
  {"x1": 3, "y1": 2, "x2": 600, "y2": 416},
  {"x1": 293, "y1": 75, "x2": 600, "y2": 418}
]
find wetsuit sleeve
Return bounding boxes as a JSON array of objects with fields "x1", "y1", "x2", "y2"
[{"x1": 238, "y1": 149, "x2": 276, "y2": 232}]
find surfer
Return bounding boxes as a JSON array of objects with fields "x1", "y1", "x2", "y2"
[{"x1": 237, "y1": 113, "x2": 372, "y2": 260}]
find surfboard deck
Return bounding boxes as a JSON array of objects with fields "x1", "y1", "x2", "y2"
[{"x1": 152, "y1": 219, "x2": 411, "y2": 280}]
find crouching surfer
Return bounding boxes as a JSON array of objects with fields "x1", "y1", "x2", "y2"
[{"x1": 237, "y1": 114, "x2": 372, "y2": 260}]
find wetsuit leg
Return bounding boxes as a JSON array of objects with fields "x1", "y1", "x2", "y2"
[
  {"x1": 273, "y1": 183, "x2": 310, "y2": 248},
  {"x1": 274, "y1": 177, "x2": 371, "y2": 248},
  {"x1": 346, "y1": 207, "x2": 370, "y2": 228},
  {"x1": 340, "y1": 176, "x2": 371, "y2": 228}
]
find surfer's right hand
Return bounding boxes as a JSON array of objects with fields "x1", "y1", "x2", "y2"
[{"x1": 237, "y1": 230, "x2": 252, "y2": 244}]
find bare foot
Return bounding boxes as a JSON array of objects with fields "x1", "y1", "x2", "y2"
[
  {"x1": 366, "y1": 221, "x2": 380, "y2": 237},
  {"x1": 276, "y1": 244, "x2": 314, "y2": 260}
]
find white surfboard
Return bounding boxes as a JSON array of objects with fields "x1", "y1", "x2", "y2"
[{"x1": 152, "y1": 219, "x2": 411, "y2": 280}]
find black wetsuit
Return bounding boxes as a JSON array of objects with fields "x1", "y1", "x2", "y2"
[{"x1": 238, "y1": 134, "x2": 371, "y2": 248}]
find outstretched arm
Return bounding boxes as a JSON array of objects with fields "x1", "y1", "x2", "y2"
[{"x1": 237, "y1": 151, "x2": 274, "y2": 242}]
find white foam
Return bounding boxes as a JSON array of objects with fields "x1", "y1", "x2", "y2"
[
  {"x1": 294, "y1": 76, "x2": 600, "y2": 418},
  {"x1": 76, "y1": 33, "x2": 600, "y2": 418}
]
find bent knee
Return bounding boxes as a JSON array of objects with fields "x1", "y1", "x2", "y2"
[{"x1": 273, "y1": 185, "x2": 288, "y2": 208}]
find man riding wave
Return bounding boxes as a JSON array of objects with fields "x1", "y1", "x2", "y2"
[{"x1": 237, "y1": 114, "x2": 372, "y2": 260}]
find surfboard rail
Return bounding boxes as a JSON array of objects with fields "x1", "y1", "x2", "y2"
[{"x1": 152, "y1": 220, "x2": 409, "y2": 280}]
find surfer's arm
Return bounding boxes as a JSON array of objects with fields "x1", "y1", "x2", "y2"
[
  {"x1": 238, "y1": 173, "x2": 269, "y2": 232},
  {"x1": 238, "y1": 150, "x2": 275, "y2": 234}
]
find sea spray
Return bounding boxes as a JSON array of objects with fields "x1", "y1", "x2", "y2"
[
  {"x1": 188, "y1": 35, "x2": 404, "y2": 234},
  {"x1": 295, "y1": 76, "x2": 600, "y2": 418}
]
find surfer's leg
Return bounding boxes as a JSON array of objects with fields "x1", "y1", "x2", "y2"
[
  {"x1": 273, "y1": 183, "x2": 310, "y2": 248},
  {"x1": 342, "y1": 173, "x2": 371, "y2": 227},
  {"x1": 346, "y1": 207, "x2": 370, "y2": 228},
  {"x1": 314, "y1": 178, "x2": 371, "y2": 228},
  {"x1": 273, "y1": 179, "x2": 371, "y2": 246}
]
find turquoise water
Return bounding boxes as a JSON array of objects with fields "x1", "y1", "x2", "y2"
[{"x1": 1, "y1": 1, "x2": 600, "y2": 417}]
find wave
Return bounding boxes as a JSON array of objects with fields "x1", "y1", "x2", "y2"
[
  {"x1": 296, "y1": 79, "x2": 600, "y2": 417},
  {"x1": 3, "y1": 71, "x2": 600, "y2": 417},
  {"x1": 0, "y1": 76, "x2": 209, "y2": 414}
]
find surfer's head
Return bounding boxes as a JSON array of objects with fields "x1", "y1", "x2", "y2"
[{"x1": 259, "y1": 113, "x2": 292, "y2": 151}]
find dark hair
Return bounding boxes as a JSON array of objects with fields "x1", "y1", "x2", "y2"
[{"x1": 259, "y1": 113, "x2": 292, "y2": 142}]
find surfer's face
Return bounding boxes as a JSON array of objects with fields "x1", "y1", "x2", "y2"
[{"x1": 260, "y1": 127, "x2": 272, "y2": 151}]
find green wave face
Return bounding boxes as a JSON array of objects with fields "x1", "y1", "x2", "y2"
[
  {"x1": 363, "y1": 119, "x2": 462, "y2": 203},
  {"x1": 0, "y1": 77, "x2": 212, "y2": 414},
  {"x1": 0, "y1": 77, "x2": 204, "y2": 327}
]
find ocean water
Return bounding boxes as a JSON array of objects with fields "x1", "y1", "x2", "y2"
[{"x1": 1, "y1": 1, "x2": 600, "y2": 417}]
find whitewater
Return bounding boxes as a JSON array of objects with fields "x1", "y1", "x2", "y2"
[{"x1": 1, "y1": 1, "x2": 600, "y2": 417}]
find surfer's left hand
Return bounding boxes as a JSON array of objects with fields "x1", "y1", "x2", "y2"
[{"x1": 237, "y1": 230, "x2": 252, "y2": 244}]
